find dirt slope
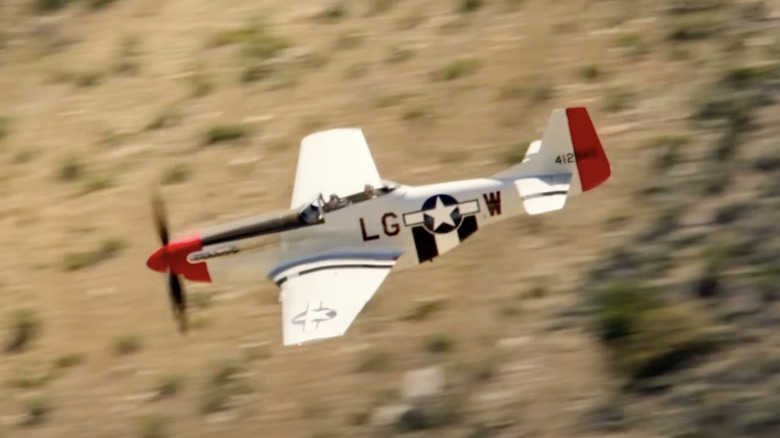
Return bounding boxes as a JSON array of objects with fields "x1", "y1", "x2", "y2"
[{"x1": 3, "y1": 0, "x2": 772, "y2": 437}]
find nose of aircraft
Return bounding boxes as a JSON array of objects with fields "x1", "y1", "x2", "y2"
[
  {"x1": 145, "y1": 232, "x2": 212, "y2": 282},
  {"x1": 146, "y1": 247, "x2": 168, "y2": 273}
]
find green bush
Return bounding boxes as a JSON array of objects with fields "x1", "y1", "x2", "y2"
[
  {"x1": 459, "y1": 0, "x2": 483, "y2": 13},
  {"x1": 201, "y1": 360, "x2": 254, "y2": 414},
  {"x1": 138, "y1": 414, "x2": 171, "y2": 438},
  {"x1": 667, "y1": 13, "x2": 723, "y2": 41},
  {"x1": 593, "y1": 281, "x2": 718, "y2": 381},
  {"x1": 5, "y1": 309, "x2": 41, "y2": 353},
  {"x1": 22, "y1": 397, "x2": 52, "y2": 426},
  {"x1": 33, "y1": 0, "x2": 66, "y2": 12},
  {"x1": 433, "y1": 59, "x2": 480, "y2": 81},
  {"x1": 155, "y1": 374, "x2": 185, "y2": 398},
  {"x1": 355, "y1": 349, "x2": 391, "y2": 373},
  {"x1": 114, "y1": 334, "x2": 142, "y2": 355},
  {"x1": 204, "y1": 125, "x2": 248, "y2": 145}
]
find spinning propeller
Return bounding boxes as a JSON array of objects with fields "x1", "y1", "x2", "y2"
[{"x1": 151, "y1": 192, "x2": 188, "y2": 334}]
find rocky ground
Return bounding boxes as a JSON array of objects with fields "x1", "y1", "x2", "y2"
[{"x1": 0, "y1": 0, "x2": 778, "y2": 437}]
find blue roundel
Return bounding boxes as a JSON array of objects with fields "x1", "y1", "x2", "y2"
[{"x1": 421, "y1": 194, "x2": 464, "y2": 234}]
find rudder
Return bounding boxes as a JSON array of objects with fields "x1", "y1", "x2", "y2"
[{"x1": 493, "y1": 107, "x2": 611, "y2": 195}]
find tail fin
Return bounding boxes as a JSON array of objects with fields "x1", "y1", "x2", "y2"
[{"x1": 493, "y1": 107, "x2": 611, "y2": 214}]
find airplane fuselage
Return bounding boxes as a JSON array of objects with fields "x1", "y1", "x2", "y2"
[{"x1": 197, "y1": 176, "x2": 526, "y2": 283}]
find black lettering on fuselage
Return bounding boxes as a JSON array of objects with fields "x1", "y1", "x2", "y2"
[
  {"x1": 483, "y1": 191, "x2": 502, "y2": 216},
  {"x1": 360, "y1": 218, "x2": 379, "y2": 241},
  {"x1": 382, "y1": 212, "x2": 399, "y2": 236}
]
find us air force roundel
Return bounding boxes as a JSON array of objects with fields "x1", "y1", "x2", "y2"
[{"x1": 402, "y1": 194, "x2": 480, "y2": 263}]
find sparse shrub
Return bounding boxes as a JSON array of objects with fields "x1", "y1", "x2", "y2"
[
  {"x1": 204, "y1": 124, "x2": 248, "y2": 145},
  {"x1": 146, "y1": 108, "x2": 182, "y2": 131},
  {"x1": 459, "y1": 0, "x2": 483, "y2": 13},
  {"x1": 138, "y1": 414, "x2": 171, "y2": 438},
  {"x1": 667, "y1": 13, "x2": 723, "y2": 41},
  {"x1": 595, "y1": 281, "x2": 654, "y2": 342},
  {"x1": 355, "y1": 349, "x2": 391, "y2": 373},
  {"x1": 528, "y1": 81, "x2": 554, "y2": 103},
  {"x1": 433, "y1": 59, "x2": 480, "y2": 81},
  {"x1": 242, "y1": 62, "x2": 274, "y2": 83},
  {"x1": 316, "y1": 1, "x2": 348, "y2": 22},
  {"x1": 467, "y1": 356, "x2": 498, "y2": 382},
  {"x1": 350, "y1": 409, "x2": 371, "y2": 425},
  {"x1": 616, "y1": 33, "x2": 647, "y2": 58},
  {"x1": 74, "y1": 71, "x2": 104, "y2": 88},
  {"x1": 114, "y1": 334, "x2": 142, "y2": 355},
  {"x1": 402, "y1": 106, "x2": 434, "y2": 121},
  {"x1": 161, "y1": 163, "x2": 192, "y2": 185},
  {"x1": 54, "y1": 352, "x2": 84, "y2": 369},
  {"x1": 367, "y1": 0, "x2": 400, "y2": 15},
  {"x1": 58, "y1": 155, "x2": 84, "y2": 181},
  {"x1": 241, "y1": 31, "x2": 289, "y2": 62},
  {"x1": 667, "y1": 0, "x2": 726, "y2": 14},
  {"x1": 82, "y1": 174, "x2": 115, "y2": 195},
  {"x1": 213, "y1": 20, "x2": 289, "y2": 83},
  {"x1": 497, "y1": 79, "x2": 525, "y2": 100},
  {"x1": 425, "y1": 334, "x2": 455, "y2": 354},
  {"x1": 115, "y1": 36, "x2": 141, "y2": 75},
  {"x1": 397, "y1": 8, "x2": 426, "y2": 30},
  {"x1": 403, "y1": 297, "x2": 447, "y2": 321},
  {"x1": 155, "y1": 374, "x2": 185, "y2": 398},
  {"x1": 64, "y1": 239, "x2": 125, "y2": 271},
  {"x1": 21, "y1": 397, "x2": 51, "y2": 426},
  {"x1": 34, "y1": 0, "x2": 66, "y2": 12},
  {"x1": 386, "y1": 44, "x2": 414, "y2": 63},
  {"x1": 190, "y1": 68, "x2": 214, "y2": 97},
  {"x1": 302, "y1": 399, "x2": 330, "y2": 418},
  {"x1": 578, "y1": 64, "x2": 603, "y2": 81},
  {"x1": 335, "y1": 32, "x2": 365, "y2": 49},
  {"x1": 649, "y1": 135, "x2": 690, "y2": 171},
  {"x1": 190, "y1": 291, "x2": 214, "y2": 309},
  {"x1": 8, "y1": 365, "x2": 52, "y2": 388},
  {"x1": 89, "y1": 0, "x2": 121, "y2": 9},
  {"x1": 593, "y1": 281, "x2": 718, "y2": 382},
  {"x1": 343, "y1": 62, "x2": 369, "y2": 79},
  {"x1": 201, "y1": 360, "x2": 253, "y2": 414},
  {"x1": 5, "y1": 308, "x2": 41, "y2": 353},
  {"x1": 242, "y1": 342, "x2": 271, "y2": 361},
  {"x1": 603, "y1": 87, "x2": 636, "y2": 112}
]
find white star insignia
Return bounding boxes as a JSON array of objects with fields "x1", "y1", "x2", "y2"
[{"x1": 424, "y1": 196, "x2": 456, "y2": 230}]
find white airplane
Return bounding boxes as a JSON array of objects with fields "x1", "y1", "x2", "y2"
[{"x1": 147, "y1": 107, "x2": 611, "y2": 346}]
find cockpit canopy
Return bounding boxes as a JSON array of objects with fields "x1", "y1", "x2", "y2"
[{"x1": 297, "y1": 182, "x2": 399, "y2": 224}]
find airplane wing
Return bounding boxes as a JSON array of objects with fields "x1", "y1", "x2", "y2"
[
  {"x1": 268, "y1": 248, "x2": 402, "y2": 345},
  {"x1": 289, "y1": 128, "x2": 383, "y2": 209}
]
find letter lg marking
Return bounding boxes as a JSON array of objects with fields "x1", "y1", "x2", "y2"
[
  {"x1": 483, "y1": 191, "x2": 502, "y2": 216},
  {"x1": 382, "y1": 213, "x2": 399, "y2": 237},
  {"x1": 360, "y1": 218, "x2": 379, "y2": 241}
]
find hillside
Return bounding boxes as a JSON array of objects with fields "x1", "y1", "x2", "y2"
[{"x1": 0, "y1": 0, "x2": 778, "y2": 437}]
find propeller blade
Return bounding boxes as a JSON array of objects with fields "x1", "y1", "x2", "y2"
[
  {"x1": 168, "y1": 272, "x2": 187, "y2": 334},
  {"x1": 152, "y1": 192, "x2": 169, "y2": 246}
]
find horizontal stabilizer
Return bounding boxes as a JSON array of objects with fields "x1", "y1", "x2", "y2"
[{"x1": 515, "y1": 173, "x2": 572, "y2": 215}]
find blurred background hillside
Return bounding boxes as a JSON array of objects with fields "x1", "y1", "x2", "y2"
[{"x1": 0, "y1": 0, "x2": 779, "y2": 437}]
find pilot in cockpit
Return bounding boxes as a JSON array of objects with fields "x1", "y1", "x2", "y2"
[
  {"x1": 327, "y1": 194, "x2": 340, "y2": 210},
  {"x1": 363, "y1": 184, "x2": 375, "y2": 199}
]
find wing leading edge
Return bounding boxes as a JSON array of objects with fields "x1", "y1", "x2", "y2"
[
  {"x1": 289, "y1": 128, "x2": 383, "y2": 209},
  {"x1": 269, "y1": 249, "x2": 402, "y2": 346}
]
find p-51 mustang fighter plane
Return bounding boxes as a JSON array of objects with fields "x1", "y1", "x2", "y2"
[{"x1": 147, "y1": 107, "x2": 611, "y2": 345}]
